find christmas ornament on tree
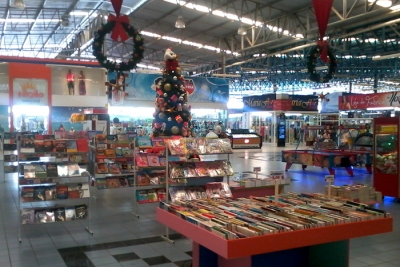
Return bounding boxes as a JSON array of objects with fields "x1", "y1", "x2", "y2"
[{"x1": 152, "y1": 47, "x2": 192, "y2": 137}]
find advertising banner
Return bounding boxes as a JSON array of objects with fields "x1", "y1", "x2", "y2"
[
  {"x1": 107, "y1": 72, "x2": 229, "y2": 103},
  {"x1": 338, "y1": 91, "x2": 400, "y2": 110},
  {"x1": 13, "y1": 78, "x2": 48, "y2": 106},
  {"x1": 243, "y1": 94, "x2": 318, "y2": 112}
]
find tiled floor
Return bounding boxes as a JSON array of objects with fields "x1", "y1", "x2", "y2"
[{"x1": 1, "y1": 143, "x2": 400, "y2": 267}]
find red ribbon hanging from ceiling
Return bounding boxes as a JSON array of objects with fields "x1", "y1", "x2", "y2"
[
  {"x1": 312, "y1": 0, "x2": 334, "y2": 62},
  {"x1": 108, "y1": 0, "x2": 130, "y2": 42}
]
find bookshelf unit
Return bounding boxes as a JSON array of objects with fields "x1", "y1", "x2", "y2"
[
  {"x1": 87, "y1": 134, "x2": 168, "y2": 217},
  {"x1": 2, "y1": 132, "x2": 18, "y2": 177},
  {"x1": 17, "y1": 134, "x2": 93, "y2": 241},
  {"x1": 162, "y1": 138, "x2": 234, "y2": 243}
]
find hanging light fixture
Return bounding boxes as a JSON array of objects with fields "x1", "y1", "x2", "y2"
[
  {"x1": 12, "y1": 0, "x2": 25, "y2": 8},
  {"x1": 175, "y1": 16, "x2": 185, "y2": 28},
  {"x1": 237, "y1": 24, "x2": 247, "y2": 35}
]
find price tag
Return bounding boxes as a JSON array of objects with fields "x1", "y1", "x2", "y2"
[
  {"x1": 271, "y1": 175, "x2": 283, "y2": 180},
  {"x1": 253, "y1": 167, "x2": 261, "y2": 172},
  {"x1": 325, "y1": 175, "x2": 335, "y2": 183}
]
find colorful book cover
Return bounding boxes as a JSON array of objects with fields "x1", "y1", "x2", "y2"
[
  {"x1": 194, "y1": 162, "x2": 210, "y2": 177},
  {"x1": 57, "y1": 164, "x2": 69, "y2": 177},
  {"x1": 108, "y1": 163, "x2": 121, "y2": 174},
  {"x1": 147, "y1": 154, "x2": 160, "y2": 166},
  {"x1": 68, "y1": 164, "x2": 80, "y2": 176},
  {"x1": 136, "y1": 171, "x2": 150, "y2": 186},
  {"x1": 135, "y1": 153, "x2": 148, "y2": 167},
  {"x1": 55, "y1": 208, "x2": 66, "y2": 222},
  {"x1": 21, "y1": 187, "x2": 34, "y2": 202},
  {"x1": 151, "y1": 137, "x2": 165, "y2": 147},
  {"x1": 157, "y1": 189, "x2": 167, "y2": 202},
  {"x1": 21, "y1": 209, "x2": 35, "y2": 224},
  {"x1": 44, "y1": 210, "x2": 55, "y2": 223},
  {"x1": 66, "y1": 140, "x2": 78, "y2": 152},
  {"x1": 117, "y1": 134, "x2": 129, "y2": 143},
  {"x1": 167, "y1": 139, "x2": 186, "y2": 155},
  {"x1": 115, "y1": 147, "x2": 123, "y2": 157},
  {"x1": 34, "y1": 140, "x2": 45, "y2": 153},
  {"x1": 147, "y1": 190, "x2": 159, "y2": 202},
  {"x1": 137, "y1": 136, "x2": 151, "y2": 147},
  {"x1": 136, "y1": 190, "x2": 149, "y2": 204},
  {"x1": 75, "y1": 204, "x2": 88, "y2": 219},
  {"x1": 65, "y1": 207, "x2": 76, "y2": 221},
  {"x1": 44, "y1": 140, "x2": 55, "y2": 152},
  {"x1": 54, "y1": 140, "x2": 67, "y2": 152},
  {"x1": 33, "y1": 186, "x2": 46, "y2": 201},
  {"x1": 96, "y1": 178, "x2": 107, "y2": 189},
  {"x1": 106, "y1": 135, "x2": 118, "y2": 143},
  {"x1": 45, "y1": 186, "x2": 56, "y2": 200},
  {"x1": 96, "y1": 163, "x2": 109, "y2": 174},
  {"x1": 56, "y1": 184, "x2": 68, "y2": 199},
  {"x1": 23, "y1": 165, "x2": 36, "y2": 179},
  {"x1": 35, "y1": 209, "x2": 47, "y2": 223},
  {"x1": 76, "y1": 139, "x2": 89, "y2": 152},
  {"x1": 46, "y1": 163, "x2": 58, "y2": 177},
  {"x1": 106, "y1": 178, "x2": 120, "y2": 188},
  {"x1": 67, "y1": 183, "x2": 81, "y2": 199},
  {"x1": 104, "y1": 149, "x2": 116, "y2": 158},
  {"x1": 122, "y1": 147, "x2": 133, "y2": 157}
]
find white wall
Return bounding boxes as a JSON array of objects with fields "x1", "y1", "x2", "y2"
[{"x1": 52, "y1": 95, "x2": 107, "y2": 107}]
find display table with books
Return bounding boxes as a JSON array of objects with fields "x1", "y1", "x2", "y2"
[{"x1": 157, "y1": 194, "x2": 392, "y2": 267}]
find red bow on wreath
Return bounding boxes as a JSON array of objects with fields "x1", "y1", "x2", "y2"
[
  {"x1": 108, "y1": 0, "x2": 129, "y2": 42},
  {"x1": 108, "y1": 14, "x2": 130, "y2": 42},
  {"x1": 317, "y1": 40, "x2": 329, "y2": 63}
]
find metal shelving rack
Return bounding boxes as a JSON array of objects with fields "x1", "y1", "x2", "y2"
[{"x1": 17, "y1": 134, "x2": 93, "y2": 242}]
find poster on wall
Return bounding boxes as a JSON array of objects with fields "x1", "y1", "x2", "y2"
[
  {"x1": 107, "y1": 72, "x2": 229, "y2": 103},
  {"x1": 320, "y1": 92, "x2": 342, "y2": 113},
  {"x1": 51, "y1": 67, "x2": 105, "y2": 96},
  {"x1": 13, "y1": 78, "x2": 48, "y2": 106},
  {"x1": 338, "y1": 91, "x2": 400, "y2": 110}
]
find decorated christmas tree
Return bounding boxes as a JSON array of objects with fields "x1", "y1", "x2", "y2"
[{"x1": 152, "y1": 48, "x2": 192, "y2": 137}]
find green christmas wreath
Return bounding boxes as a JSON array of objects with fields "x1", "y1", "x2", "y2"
[
  {"x1": 92, "y1": 21, "x2": 144, "y2": 72},
  {"x1": 306, "y1": 45, "x2": 337, "y2": 83}
]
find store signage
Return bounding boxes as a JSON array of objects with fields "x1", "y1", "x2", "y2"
[
  {"x1": 13, "y1": 78, "x2": 48, "y2": 106},
  {"x1": 289, "y1": 95, "x2": 318, "y2": 111},
  {"x1": 325, "y1": 175, "x2": 335, "y2": 182},
  {"x1": 243, "y1": 94, "x2": 318, "y2": 112},
  {"x1": 338, "y1": 91, "x2": 400, "y2": 110},
  {"x1": 273, "y1": 99, "x2": 292, "y2": 111},
  {"x1": 243, "y1": 94, "x2": 277, "y2": 112},
  {"x1": 253, "y1": 167, "x2": 261, "y2": 172}
]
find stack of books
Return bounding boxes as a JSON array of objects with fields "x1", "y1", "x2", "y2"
[
  {"x1": 160, "y1": 192, "x2": 390, "y2": 240},
  {"x1": 167, "y1": 138, "x2": 233, "y2": 155}
]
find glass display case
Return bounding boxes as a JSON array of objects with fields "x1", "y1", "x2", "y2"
[{"x1": 373, "y1": 118, "x2": 400, "y2": 198}]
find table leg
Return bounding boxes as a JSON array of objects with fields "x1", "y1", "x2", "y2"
[
  {"x1": 345, "y1": 167, "x2": 354, "y2": 177},
  {"x1": 365, "y1": 164, "x2": 372, "y2": 174},
  {"x1": 285, "y1": 163, "x2": 293, "y2": 171},
  {"x1": 302, "y1": 165, "x2": 307, "y2": 170},
  {"x1": 328, "y1": 168, "x2": 335, "y2": 176}
]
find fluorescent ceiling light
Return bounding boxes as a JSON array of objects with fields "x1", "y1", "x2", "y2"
[
  {"x1": 237, "y1": 25, "x2": 247, "y2": 35},
  {"x1": 70, "y1": 11, "x2": 89, "y2": 16},
  {"x1": 368, "y1": 0, "x2": 392, "y2": 8},
  {"x1": 213, "y1": 74, "x2": 241, "y2": 78},
  {"x1": 12, "y1": 0, "x2": 25, "y2": 9},
  {"x1": 175, "y1": 16, "x2": 185, "y2": 28},
  {"x1": 0, "y1": 18, "x2": 59, "y2": 23},
  {"x1": 163, "y1": 0, "x2": 303, "y2": 39},
  {"x1": 372, "y1": 53, "x2": 400, "y2": 60},
  {"x1": 367, "y1": 107, "x2": 394, "y2": 110},
  {"x1": 140, "y1": 31, "x2": 239, "y2": 56}
]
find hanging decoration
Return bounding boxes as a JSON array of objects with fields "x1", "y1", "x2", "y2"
[
  {"x1": 92, "y1": 0, "x2": 144, "y2": 72},
  {"x1": 307, "y1": 0, "x2": 337, "y2": 83},
  {"x1": 318, "y1": 92, "x2": 330, "y2": 102}
]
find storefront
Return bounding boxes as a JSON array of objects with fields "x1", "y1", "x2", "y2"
[{"x1": 242, "y1": 94, "x2": 319, "y2": 145}]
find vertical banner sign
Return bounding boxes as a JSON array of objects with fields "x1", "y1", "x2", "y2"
[
  {"x1": 312, "y1": 0, "x2": 334, "y2": 62},
  {"x1": 312, "y1": 0, "x2": 334, "y2": 38},
  {"x1": 12, "y1": 78, "x2": 48, "y2": 106}
]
